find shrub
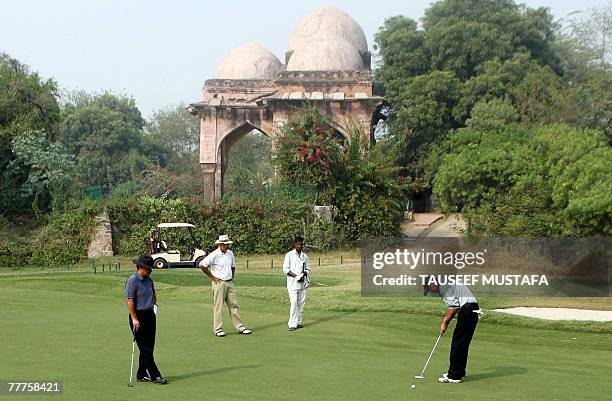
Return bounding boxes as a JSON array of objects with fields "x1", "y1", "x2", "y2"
[{"x1": 29, "y1": 199, "x2": 101, "y2": 266}]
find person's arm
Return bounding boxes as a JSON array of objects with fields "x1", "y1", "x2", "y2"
[
  {"x1": 199, "y1": 254, "x2": 220, "y2": 283},
  {"x1": 440, "y1": 308, "x2": 459, "y2": 335},
  {"x1": 200, "y1": 265, "x2": 220, "y2": 283},
  {"x1": 284, "y1": 253, "x2": 298, "y2": 278},
  {"x1": 127, "y1": 298, "x2": 140, "y2": 332},
  {"x1": 126, "y1": 278, "x2": 140, "y2": 331}
]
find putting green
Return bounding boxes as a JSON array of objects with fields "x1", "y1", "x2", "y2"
[{"x1": 0, "y1": 269, "x2": 610, "y2": 401}]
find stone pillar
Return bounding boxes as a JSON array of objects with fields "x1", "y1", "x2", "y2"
[
  {"x1": 87, "y1": 208, "x2": 114, "y2": 258},
  {"x1": 201, "y1": 163, "x2": 217, "y2": 204}
]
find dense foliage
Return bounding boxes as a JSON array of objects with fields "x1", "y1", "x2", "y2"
[
  {"x1": 433, "y1": 101, "x2": 611, "y2": 236},
  {"x1": 375, "y1": 0, "x2": 611, "y2": 236},
  {"x1": 273, "y1": 107, "x2": 342, "y2": 201},
  {"x1": 0, "y1": 53, "x2": 62, "y2": 214},
  {"x1": 59, "y1": 91, "x2": 153, "y2": 188},
  {"x1": 274, "y1": 106, "x2": 406, "y2": 242}
]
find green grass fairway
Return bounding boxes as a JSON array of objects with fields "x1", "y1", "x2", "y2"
[{"x1": 0, "y1": 266, "x2": 610, "y2": 401}]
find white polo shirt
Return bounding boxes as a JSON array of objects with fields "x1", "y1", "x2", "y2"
[
  {"x1": 200, "y1": 248, "x2": 235, "y2": 281},
  {"x1": 283, "y1": 249, "x2": 310, "y2": 290},
  {"x1": 439, "y1": 285, "x2": 477, "y2": 308}
]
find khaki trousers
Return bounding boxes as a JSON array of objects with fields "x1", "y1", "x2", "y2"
[{"x1": 212, "y1": 280, "x2": 245, "y2": 333}]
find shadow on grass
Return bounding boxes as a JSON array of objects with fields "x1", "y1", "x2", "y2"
[
  {"x1": 253, "y1": 320, "x2": 287, "y2": 332},
  {"x1": 466, "y1": 366, "x2": 527, "y2": 382},
  {"x1": 308, "y1": 311, "x2": 357, "y2": 327},
  {"x1": 253, "y1": 311, "x2": 357, "y2": 332},
  {"x1": 168, "y1": 365, "x2": 260, "y2": 382}
]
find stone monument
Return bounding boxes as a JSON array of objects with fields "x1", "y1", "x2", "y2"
[{"x1": 190, "y1": 6, "x2": 384, "y2": 203}]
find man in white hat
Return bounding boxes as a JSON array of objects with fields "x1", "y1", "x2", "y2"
[
  {"x1": 199, "y1": 234, "x2": 252, "y2": 337},
  {"x1": 282, "y1": 236, "x2": 310, "y2": 331}
]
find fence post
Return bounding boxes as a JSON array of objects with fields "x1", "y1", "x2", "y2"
[
  {"x1": 318, "y1": 257, "x2": 321, "y2": 266},
  {"x1": 340, "y1": 256, "x2": 343, "y2": 265},
  {"x1": 271, "y1": 259, "x2": 274, "y2": 269},
  {"x1": 246, "y1": 259, "x2": 249, "y2": 269},
  {"x1": 92, "y1": 260, "x2": 96, "y2": 274}
]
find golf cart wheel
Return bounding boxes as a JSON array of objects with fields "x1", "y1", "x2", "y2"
[
  {"x1": 194, "y1": 256, "x2": 205, "y2": 268},
  {"x1": 153, "y1": 258, "x2": 167, "y2": 269}
]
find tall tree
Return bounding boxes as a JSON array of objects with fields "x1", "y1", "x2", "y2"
[
  {"x1": 375, "y1": 0, "x2": 562, "y2": 180},
  {"x1": 59, "y1": 92, "x2": 148, "y2": 188},
  {"x1": 0, "y1": 53, "x2": 61, "y2": 215},
  {"x1": 144, "y1": 103, "x2": 199, "y2": 173}
]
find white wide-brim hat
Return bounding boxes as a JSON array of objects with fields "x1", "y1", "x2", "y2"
[{"x1": 215, "y1": 234, "x2": 234, "y2": 245}]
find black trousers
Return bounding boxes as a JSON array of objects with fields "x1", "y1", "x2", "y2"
[
  {"x1": 129, "y1": 310, "x2": 161, "y2": 379},
  {"x1": 448, "y1": 303, "x2": 479, "y2": 380}
]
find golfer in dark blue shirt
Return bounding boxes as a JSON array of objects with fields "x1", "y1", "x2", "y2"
[{"x1": 126, "y1": 255, "x2": 167, "y2": 385}]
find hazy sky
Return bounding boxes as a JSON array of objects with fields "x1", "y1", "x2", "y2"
[{"x1": 1, "y1": 0, "x2": 606, "y2": 118}]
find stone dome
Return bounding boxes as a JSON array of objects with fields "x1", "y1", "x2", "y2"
[
  {"x1": 286, "y1": 35, "x2": 364, "y2": 71},
  {"x1": 215, "y1": 42, "x2": 282, "y2": 79},
  {"x1": 288, "y1": 6, "x2": 368, "y2": 54}
]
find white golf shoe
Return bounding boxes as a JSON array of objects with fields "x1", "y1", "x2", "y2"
[{"x1": 438, "y1": 376, "x2": 462, "y2": 383}]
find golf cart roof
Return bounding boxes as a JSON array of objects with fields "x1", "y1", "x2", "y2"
[{"x1": 157, "y1": 223, "x2": 195, "y2": 228}]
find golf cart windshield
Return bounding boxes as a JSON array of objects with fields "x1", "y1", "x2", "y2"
[{"x1": 155, "y1": 223, "x2": 201, "y2": 256}]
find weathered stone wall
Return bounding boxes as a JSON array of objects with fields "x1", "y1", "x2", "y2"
[{"x1": 87, "y1": 208, "x2": 114, "y2": 258}]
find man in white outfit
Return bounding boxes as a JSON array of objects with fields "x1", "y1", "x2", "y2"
[{"x1": 283, "y1": 236, "x2": 310, "y2": 331}]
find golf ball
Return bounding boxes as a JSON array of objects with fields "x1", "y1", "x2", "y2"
[{"x1": 411, "y1": 384, "x2": 416, "y2": 389}]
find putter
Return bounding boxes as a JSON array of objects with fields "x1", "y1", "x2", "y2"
[
  {"x1": 128, "y1": 332, "x2": 136, "y2": 387},
  {"x1": 415, "y1": 334, "x2": 442, "y2": 379}
]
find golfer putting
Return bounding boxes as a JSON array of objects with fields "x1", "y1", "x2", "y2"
[
  {"x1": 282, "y1": 236, "x2": 310, "y2": 331},
  {"x1": 125, "y1": 255, "x2": 167, "y2": 385},
  {"x1": 423, "y1": 279, "x2": 482, "y2": 383}
]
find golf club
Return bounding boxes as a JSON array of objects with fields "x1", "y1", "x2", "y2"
[
  {"x1": 128, "y1": 332, "x2": 136, "y2": 387},
  {"x1": 415, "y1": 334, "x2": 442, "y2": 379}
]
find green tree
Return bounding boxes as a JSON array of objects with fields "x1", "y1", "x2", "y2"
[
  {"x1": 10, "y1": 129, "x2": 74, "y2": 212},
  {"x1": 144, "y1": 103, "x2": 199, "y2": 173},
  {"x1": 433, "y1": 110, "x2": 610, "y2": 236},
  {"x1": 0, "y1": 53, "x2": 61, "y2": 215},
  {"x1": 224, "y1": 131, "x2": 274, "y2": 195},
  {"x1": 59, "y1": 91, "x2": 148, "y2": 187},
  {"x1": 565, "y1": 3, "x2": 612, "y2": 70},
  {"x1": 272, "y1": 106, "x2": 342, "y2": 201},
  {"x1": 332, "y1": 125, "x2": 406, "y2": 241},
  {"x1": 273, "y1": 106, "x2": 406, "y2": 242},
  {"x1": 373, "y1": 16, "x2": 429, "y2": 99},
  {"x1": 374, "y1": 0, "x2": 562, "y2": 183}
]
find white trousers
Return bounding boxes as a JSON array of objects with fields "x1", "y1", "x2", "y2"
[{"x1": 288, "y1": 288, "x2": 308, "y2": 328}]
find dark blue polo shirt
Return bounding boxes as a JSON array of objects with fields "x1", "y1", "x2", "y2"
[{"x1": 125, "y1": 273, "x2": 155, "y2": 311}]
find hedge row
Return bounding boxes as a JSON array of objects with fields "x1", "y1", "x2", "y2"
[{"x1": 6, "y1": 195, "x2": 342, "y2": 267}]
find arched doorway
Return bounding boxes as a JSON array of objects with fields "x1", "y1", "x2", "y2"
[{"x1": 222, "y1": 128, "x2": 273, "y2": 197}]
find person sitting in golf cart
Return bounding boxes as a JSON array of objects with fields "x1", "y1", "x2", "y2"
[{"x1": 148, "y1": 229, "x2": 167, "y2": 255}]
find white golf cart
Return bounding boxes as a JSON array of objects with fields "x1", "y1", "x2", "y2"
[{"x1": 150, "y1": 223, "x2": 206, "y2": 269}]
